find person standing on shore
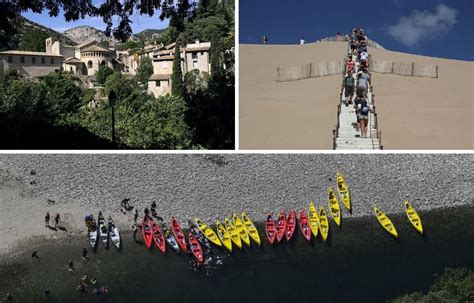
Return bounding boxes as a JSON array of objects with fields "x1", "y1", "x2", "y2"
[
  {"x1": 132, "y1": 223, "x2": 140, "y2": 241},
  {"x1": 133, "y1": 209, "x2": 138, "y2": 223},
  {"x1": 54, "y1": 213, "x2": 60, "y2": 228},
  {"x1": 45, "y1": 212, "x2": 50, "y2": 228},
  {"x1": 263, "y1": 35, "x2": 268, "y2": 44}
]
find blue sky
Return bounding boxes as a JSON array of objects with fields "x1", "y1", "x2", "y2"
[
  {"x1": 240, "y1": 0, "x2": 474, "y2": 61},
  {"x1": 22, "y1": 0, "x2": 169, "y2": 34}
]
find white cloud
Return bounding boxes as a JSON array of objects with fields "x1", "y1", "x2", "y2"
[{"x1": 388, "y1": 3, "x2": 458, "y2": 47}]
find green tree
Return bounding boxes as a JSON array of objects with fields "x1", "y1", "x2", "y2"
[
  {"x1": 155, "y1": 27, "x2": 179, "y2": 46},
  {"x1": 104, "y1": 72, "x2": 136, "y2": 102},
  {"x1": 136, "y1": 56, "x2": 154, "y2": 84},
  {"x1": 95, "y1": 65, "x2": 114, "y2": 85},
  {"x1": 183, "y1": 16, "x2": 229, "y2": 43},
  {"x1": 38, "y1": 73, "x2": 83, "y2": 120},
  {"x1": 117, "y1": 39, "x2": 144, "y2": 51},
  {"x1": 184, "y1": 70, "x2": 209, "y2": 94},
  {"x1": 19, "y1": 28, "x2": 50, "y2": 52},
  {"x1": 171, "y1": 40, "x2": 184, "y2": 97}
]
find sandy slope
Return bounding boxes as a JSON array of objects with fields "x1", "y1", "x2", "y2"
[
  {"x1": 368, "y1": 47, "x2": 474, "y2": 149},
  {"x1": 239, "y1": 42, "x2": 474, "y2": 149},
  {"x1": 0, "y1": 154, "x2": 472, "y2": 257},
  {"x1": 239, "y1": 42, "x2": 347, "y2": 149}
]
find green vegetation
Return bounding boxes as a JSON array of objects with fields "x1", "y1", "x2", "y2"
[
  {"x1": 134, "y1": 29, "x2": 166, "y2": 40},
  {"x1": 18, "y1": 28, "x2": 50, "y2": 52},
  {"x1": 171, "y1": 40, "x2": 185, "y2": 98},
  {"x1": 388, "y1": 268, "x2": 474, "y2": 303},
  {"x1": 95, "y1": 65, "x2": 114, "y2": 85},
  {"x1": 117, "y1": 39, "x2": 144, "y2": 51},
  {"x1": 136, "y1": 56, "x2": 153, "y2": 85},
  {"x1": 74, "y1": 73, "x2": 192, "y2": 149}
]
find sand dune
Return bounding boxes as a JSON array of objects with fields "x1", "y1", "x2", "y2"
[
  {"x1": 240, "y1": 42, "x2": 347, "y2": 149},
  {"x1": 368, "y1": 47, "x2": 473, "y2": 149},
  {"x1": 239, "y1": 42, "x2": 474, "y2": 149}
]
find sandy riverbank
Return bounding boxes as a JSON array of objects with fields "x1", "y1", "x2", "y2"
[{"x1": 0, "y1": 154, "x2": 472, "y2": 257}]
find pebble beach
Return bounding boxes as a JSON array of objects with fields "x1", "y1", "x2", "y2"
[{"x1": 0, "y1": 154, "x2": 472, "y2": 258}]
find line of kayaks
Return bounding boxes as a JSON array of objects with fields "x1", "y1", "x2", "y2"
[
  {"x1": 193, "y1": 212, "x2": 261, "y2": 253},
  {"x1": 85, "y1": 212, "x2": 121, "y2": 250},
  {"x1": 139, "y1": 213, "x2": 261, "y2": 262},
  {"x1": 374, "y1": 200, "x2": 424, "y2": 238}
]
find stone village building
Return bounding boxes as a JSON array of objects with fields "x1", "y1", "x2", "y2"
[
  {"x1": 0, "y1": 35, "x2": 211, "y2": 98},
  {"x1": 147, "y1": 40, "x2": 211, "y2": 97}
]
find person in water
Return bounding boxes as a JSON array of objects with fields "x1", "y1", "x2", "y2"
[
  {"x1": 68, "y1": 259, "x2": 75, "y2": 272},
  {"x1": 3, "y1": 292, "x2": 13, "y2": 300},
  {"x1": 81, "y1": 273, "x2": 88, "y2": 282},
  {"x1": 76, "y1": 282, "x2": 87, "y2": 293},
  {"x1": 82, "y1": 248, "x2": 88, "y2": 260},
  {"x1": 32, "y1": 251, "x2": 39, "y2": 259}
]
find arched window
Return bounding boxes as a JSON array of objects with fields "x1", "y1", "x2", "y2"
[
  {"x1": 101, "y1": 60, "x2": 106, "y2": 66},
  {"x1": 87, "y1": 61, "x2": 93, "y2": 68}
]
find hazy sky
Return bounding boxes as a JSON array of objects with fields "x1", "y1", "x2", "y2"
[{"x1": 239, "y1": 0, "x2": 474, "y2": 61}]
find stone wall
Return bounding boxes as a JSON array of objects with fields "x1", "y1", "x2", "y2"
[{"x1": 0, "y1": 54, "x2": 62, "y2": 77}]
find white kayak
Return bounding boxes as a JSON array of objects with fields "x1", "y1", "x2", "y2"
[
  {"x1": 162, "y1": 224, "x2": 180, "y2": 253},
  {"x1": 108, "y1": 215, "x2": 121, "y2": 250},
  {"x1": 85, "y1": 215, "x2": 98, "y2": 249},
  {"x1": 98, "y1": 212, "x2": 108, "y2": 248}
]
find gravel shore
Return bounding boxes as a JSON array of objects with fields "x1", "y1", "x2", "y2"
[{"x1": 0, "y1": 154, "x2": 472, "y2": 256}]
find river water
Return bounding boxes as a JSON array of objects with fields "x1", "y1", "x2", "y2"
[{"x1": 1, "y1": 205, "x2": 473, "y2": 302}]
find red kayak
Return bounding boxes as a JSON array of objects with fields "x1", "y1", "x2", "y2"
[
  {"x1": 286, "y1": 209, "x2": 297, "y2": 241},
  {"x1": 299, "y1": 210, "x2": 312, "y2": 242},
  {"x1": 151, "y1": 220, "x2": 166, "y2": 254},
  {"x1": 142, "y1": 216, "x2": 153, "y2": 249},
  {"x1": 189, "y1": 231, "x2": 203, "y2": 263},
  {"x1": 171, "y1": 217, "x2": 187, "y2": 252},
  {"x1": 265, "y1": 213, "x2": 276, "y2": 245},
  {"x1": 276, "y1": 211, "x2": 287, "y2": 243}
]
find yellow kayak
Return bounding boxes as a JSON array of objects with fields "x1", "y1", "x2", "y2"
[
  {"x1": 336, "y1": 172, "x2": 351, "y2": 211},
  {"x1": 194, "y1": 218, "x2": 222, "y2": 246},
  {"x1": 308, "y1": 202, "x2": 320, "y2": 238},
  {"x1": 373, "y1": 207, "x2": 399, "y2": 238},
  {"x1": 241, "y1": 212, "x2": 261, "y2": 245},
  {"x1": 233, "y1": 213, "x2": 251, "y2": 246},
  {"x1": 404, "y1": 201, "x2": 423, "y2": 234},
  {"x1": 215, "y1": 221, "x2": 232, "y2": 252},
  {"x1": 319, "y1": 206, "x2": 329, "y2": 241},
  {"x1": 224, "y1": 217, "x2": 242, "y2": 249},
  {"x1": 327, "y1": 187, "x2": 341, "y2": 226}
]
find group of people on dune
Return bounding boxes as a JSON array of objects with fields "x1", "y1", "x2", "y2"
[{"x1": 342, "y1": 27, "x2": 373, "y2": 138}]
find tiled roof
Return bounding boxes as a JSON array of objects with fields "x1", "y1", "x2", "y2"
[
  {"x1": 0, "y1": 50, "x2": 63, "y2": 57},
  {"x1": 63, "y1": 57, "x2": 83, "y2": 64},
  {"x1": 149, "y1": 74, "x2": 172, "y2": 81},
  {"x1": 81, "y1": 45, "x2": 110, "y2": 52}
]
